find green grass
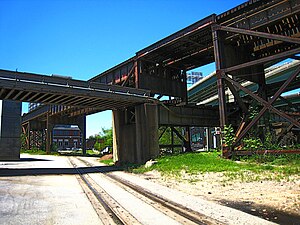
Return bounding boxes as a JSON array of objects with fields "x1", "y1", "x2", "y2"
[
  {"x1": 21, "y1": 149, "x2": 59, "y2": 155},
  {"x1": 100, "y1": 159, "x2": 114, "y2": 165},
  {"x1": 21, "y1": 149, "x2": 102, "y2": 157},
  {"x1": 85, "y1": 149, "x2": 102, "y2": 156},
  {"x1": 131, "y1": 151, "x2": 300, "y2": 181}
]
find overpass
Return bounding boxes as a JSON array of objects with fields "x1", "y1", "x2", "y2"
[{"x1": 1, "y1": 0, "x2": 300, "y2": 162}]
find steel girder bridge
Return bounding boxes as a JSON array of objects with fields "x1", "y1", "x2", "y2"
[
  {"x1": 1, "y1": 0, "x2": 300, "y2": 162},
  {"x1": 90, "y1": 0, "x2": 300, "y2": 157},
  {"x1": 0, "y1": 69, "x2": 155, "y2": 155}
]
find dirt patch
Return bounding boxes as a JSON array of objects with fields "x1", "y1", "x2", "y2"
[
  {"x1": 99, "y1": 153, "x2": 113, "y2": 161},
  {"x1": 137, "y1": 170, "x2": 300, "y2": 224}
]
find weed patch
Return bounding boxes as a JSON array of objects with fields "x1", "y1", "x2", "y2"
[{"x1": 130, "y1": 151, "x2": 300, "y2": 182}]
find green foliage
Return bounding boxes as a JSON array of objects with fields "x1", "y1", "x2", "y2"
[
  {"x1": 241, "y1": 154, "x2": 300, "y2": 166},
  {"x1": 21, "y1": 148, "x2": 59, "y2": 156},
  {"x1": 94, "y1": 142, "x2": 101, "y2": 151},
  {"x1": 264, "y1": 131, "x2": 274, "y2": 149},
  {"x1": 159, "y1": 127, "x2": 182, "y2": 145},
  {"x1": 52, "y1": 143, "x2": 58, "y2": 151},
  {"x1": 222, "y1": 124, "x2": 235, "y2": 147},
  {"x1": 242, "y1": 137, "x2": 263, "y2": 150},
  {"x1": 248, "y1": 104, "x2": 259, "y2": 120},
  {"x1": 158, "y1": 127, "x2": 184, "y2": 155},
  {"x1": 89, "y1": 127, "x2": 113, "y2": 152}
]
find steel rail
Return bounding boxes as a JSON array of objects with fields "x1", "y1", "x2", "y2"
[
  {"x1": 68, "y1": 157, "x2": 127, "y2": 225},
  {"x1": 76, "y1": 157, "x2": 223, "y2": 225}
]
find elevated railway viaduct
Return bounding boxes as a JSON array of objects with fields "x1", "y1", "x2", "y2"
[{"x1": 1, "y1": 0, "x2": 300, "y2": 162}]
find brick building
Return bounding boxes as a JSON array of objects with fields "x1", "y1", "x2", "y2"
[{"x1": 52, "y1": 125, "x2": 81, "y2": 150}]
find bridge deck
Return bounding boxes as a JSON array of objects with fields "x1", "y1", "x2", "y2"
[{"x1": 0, "y1": 69, "x2": 154, "y2": 111}]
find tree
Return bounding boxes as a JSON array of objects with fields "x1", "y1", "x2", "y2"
[{"x1": 88, "y1": 127, "x2": 113, "y2": 152}]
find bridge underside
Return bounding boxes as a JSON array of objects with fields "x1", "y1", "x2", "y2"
[
  {"x1": 0, "y1": 69, "x2": 153, "y2": 160},
  {"x1": 0, "y1": 69, "x2": 152, "y2": 110}
]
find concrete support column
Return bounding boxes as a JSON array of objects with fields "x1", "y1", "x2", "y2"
[
  {"x1": 113, "y1": 103, "x2": 159, "y2": 164},
  {"x1": 0, "y1": 100, "x2": 22, "y2": 160},
  {"x1": 135, "y1": 103, "x2": 159, "y2": 163},
  {"x1": 112, "y1": 110, "x2": 136, "y2": 164},
  {"x1": 78, "y1": 115, "x2": 86, "y2": 155}
]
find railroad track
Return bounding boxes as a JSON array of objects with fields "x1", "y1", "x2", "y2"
[{"x1": 68, "y1": 156, "x2": 223, "y2": 225}]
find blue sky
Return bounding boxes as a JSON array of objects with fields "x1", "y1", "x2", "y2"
[{"x1": 1, "y1": 0, "x2": 246, "y2": 136}]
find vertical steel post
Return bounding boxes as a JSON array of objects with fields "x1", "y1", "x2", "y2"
[
  {"x1": 212, "y1": 23, "x2": 227, "y2": 128},
  {"x1": 46, "y1": 113, "x2": 51, "y2": 154},
  {"x1": 183, "y1": 70, "x2": 188, "y2": 104},
  {"x1": 185, "y1": 126, "x2": 192, "y2": 152},
  {"x1": 134, "y1": 60, "x2": 139, "y2": 89},
  {"x1": 171, "y1": 126, "x2": 174, "y2": 153},
  {"x1": 212, "y1": 19, "x2": 228, "y2": 157},
  {"x1": 82, "y1": 114, "x2": 87, "y2": 155}
]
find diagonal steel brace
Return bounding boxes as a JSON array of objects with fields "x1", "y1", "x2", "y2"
[{"x1": 222, "y1": 66, "x2": 300, "y2": 145}]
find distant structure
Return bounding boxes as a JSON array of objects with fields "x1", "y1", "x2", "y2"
[
  {"x1": 52, "y1": 125, "x2": 81, "y2": 150},
  {"x1": 186, "y1": 71, "x2": 203, "y2": 85},
  {"x1": 28, "y1": 104, "x2": 82, "y2": 150}
]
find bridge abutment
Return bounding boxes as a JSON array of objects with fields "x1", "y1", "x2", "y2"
[
  {"x1": 113, "y1": 103, "x2": 159, "y2": 164},
  {"x1": 0, "y1": 100, "x2": 22, "y2": 160}
]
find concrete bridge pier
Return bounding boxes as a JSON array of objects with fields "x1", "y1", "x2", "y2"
[
  {"x1": 0, "y1": 100, "x2": 22, "y2": 160},
  {"x1": 113, "y1": 103, "x2": 159, "y2": 164}
]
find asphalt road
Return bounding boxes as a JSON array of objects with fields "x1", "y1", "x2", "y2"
[{"x1": 0, "y1": 154, "x2": 102, "y2": 225}]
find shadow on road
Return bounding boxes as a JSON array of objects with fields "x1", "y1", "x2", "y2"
[
  {"x1": 0, "y1": 165, "x2": 121, "y2": 177},
  {"x1": 0, "y1": 158, "x2": 52, "y2": 162}
]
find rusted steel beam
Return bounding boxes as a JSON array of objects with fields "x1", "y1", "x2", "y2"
[
  {"x1": 171, "y1": 126, "x2": 192, "y2": 152},
  {"x1": 27, "y1": 92, "x2": 41, "y2": 102},
  {"x1": 34, "y1": 93, "x2": 51, "y2": 103},
  {"x1": 278, "y1": 118, "x2": 300, "y2": 141},
  {"x1": 215, "y1": 71, "x2": 227, "y2": 128},
  {"x1": 234, "y1": 107, "x2": 268, "y2": 146},
  {"x1": 158, "y1": 127, "x2": 167, "y2": 140},
  {"x1": 223, "y1": 47, "x2": 300, "y2": 73},
  {"x1": 137, "y1": 15, "x2": 215, "y2": 58},
  {"x1": 4, "y1": 89, "x2": 16, "y2": 99},
  {"x1": 270, "y1": 66, "x2": 300, "y2": 103},
  {"x1": 171, "y1": 127, "x2": 186, "y2": 142},
  {"x1": 21, "y1": 123, "x2": 30, "y2": 149},
  {"x1": 214, "y1": 25, "x2": 300, "y2": 45},
  {"x1": 121, "y1": 63, "x2": 136, "y2": 87},
  {"x1": 212, "y1": 21, "x2": 227, "y2": 128},
  {"x1": 134, "y1": 60, "x2": 139, "y2": 89},
  {"x1": 224, "y1": 79, "x2": 248, "y2": 114},
  {"x1": 12, "y1": 90, "x2": 24, "y2": 100}
]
